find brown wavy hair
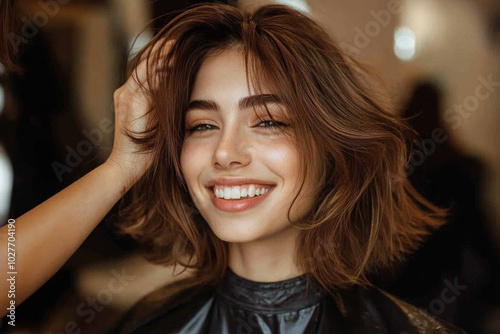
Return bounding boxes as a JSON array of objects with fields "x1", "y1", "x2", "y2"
[{"x1": 114, "y1": 2, "x2": 450, "y2": 308}]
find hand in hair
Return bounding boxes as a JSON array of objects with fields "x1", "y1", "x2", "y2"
[
  {"x1": 0, "y1": 39, "x2": 175, "y2": 318},
  {"x1": 106, "y1": 39, "x2": 175, "y2": 190}
]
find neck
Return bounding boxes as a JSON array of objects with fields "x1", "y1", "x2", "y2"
[{"x1": 228, "y1": 225, "x2": 304, "y2": 282}]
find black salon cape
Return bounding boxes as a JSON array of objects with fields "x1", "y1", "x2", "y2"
[{"x1": 111, "y1": 268, "x2": 466, "y2": 334}]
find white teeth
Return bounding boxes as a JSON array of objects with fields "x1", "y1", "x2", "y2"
[
  {"x1": 231, "y1": 186, "x2": 241, "y2": 199},
  {"x1": 248, "y1": 184, "x2": 255, "y2": 197},
  {"x1": 213, "y1": 184, "x2": 272, "y2": 199}
]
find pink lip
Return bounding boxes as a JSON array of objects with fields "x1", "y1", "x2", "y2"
[{"x1": 208, "y1": 186, "x2": 275, "y2": 212}]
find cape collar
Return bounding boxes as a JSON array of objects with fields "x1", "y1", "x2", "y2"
[{"x1": 215, "y1": 267, "x2": 327, "y2": 312}]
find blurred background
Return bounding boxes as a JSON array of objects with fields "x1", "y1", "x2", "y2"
[{"x1": 0, "y1": 0, "x2": 498, "y2": 333}]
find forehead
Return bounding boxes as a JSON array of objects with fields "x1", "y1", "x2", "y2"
[{"x1": 190, "y1": 48, "x2": 259, "y2": 101}]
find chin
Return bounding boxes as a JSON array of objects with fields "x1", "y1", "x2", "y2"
[{"x1": 205, "y1": 218, "x2": 268, "y2": 243}]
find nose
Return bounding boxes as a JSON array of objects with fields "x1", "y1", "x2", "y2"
[{"x1": 213, "y1": 124, "x2": 251, "y2": 170}]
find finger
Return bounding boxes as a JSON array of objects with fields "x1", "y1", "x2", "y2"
[{"x1": 128, "y1": 39, "x2": 175, "y2": 90}]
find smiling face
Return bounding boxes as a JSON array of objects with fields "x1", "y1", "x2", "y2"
[{"x1": 180, "y1": 48, "x2": 322, "y2": 244}]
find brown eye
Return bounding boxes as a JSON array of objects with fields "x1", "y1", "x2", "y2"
[
  {"x1": 256, "y1": 120, "x2": 287, "y2": 128},
  {"x1": 187, "y1": 123, "x2": 217, "y2": 133}
]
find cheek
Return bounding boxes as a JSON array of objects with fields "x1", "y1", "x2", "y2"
[
  {"x1": 257, "y1": 141, "x2": 300, "y2": 189},
  {"x1": 180, "y1": 141, "x2": 206, "y2": 183},
  {"x1": 260, "y1": 141, "x2": 317, "y2": 219}
]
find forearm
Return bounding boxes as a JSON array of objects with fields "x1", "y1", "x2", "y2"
[{"x1": 0, "y1": 162, "x2": 127, "y2": 315}]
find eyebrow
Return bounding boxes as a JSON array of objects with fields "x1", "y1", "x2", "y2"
[{"x1": 186, "y1": 94, "x2": 283, "y2": 113}]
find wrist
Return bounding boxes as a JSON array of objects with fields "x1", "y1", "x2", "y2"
[{"x1": 101, "y1": 159, "x2": 133, "y2": 195}]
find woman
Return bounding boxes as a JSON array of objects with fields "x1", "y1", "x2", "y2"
[{"x1": 0, "y1": 3, "x2": 466, "y2": 333}]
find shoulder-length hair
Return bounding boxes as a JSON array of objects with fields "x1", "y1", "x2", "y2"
[{"x1": 114, "y1": 2, "x2": 449, "y2": 302}]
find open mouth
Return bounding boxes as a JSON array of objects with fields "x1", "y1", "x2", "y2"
[
  {"x1": 211, "y1": 184, "x2": 273, "y2": 200},
  {"x1": 208, "y1": 185, "x2": 275, "y2": 212}
]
